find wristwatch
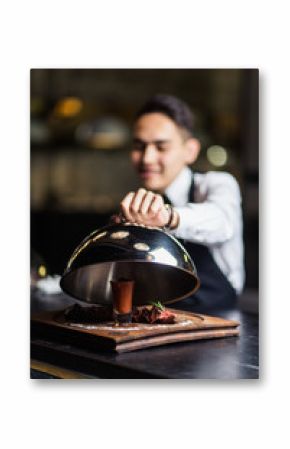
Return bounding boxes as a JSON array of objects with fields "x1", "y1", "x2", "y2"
[{"x1": 164, "y1": 204, "x2": 179, "y2": 230}]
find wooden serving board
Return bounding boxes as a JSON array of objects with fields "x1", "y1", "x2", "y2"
[{"x1": 31, "y1": 309, "x2": 239, "y2": 353}]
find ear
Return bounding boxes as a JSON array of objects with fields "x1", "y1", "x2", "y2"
[{"x1": 185, "y1": 138, "x2": 200, "y2": 164}]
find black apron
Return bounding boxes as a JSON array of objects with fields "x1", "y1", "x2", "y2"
[{"x1": 165, "y1": 174, "x2": 237, "y2": 312}]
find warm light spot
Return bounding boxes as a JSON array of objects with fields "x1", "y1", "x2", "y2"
[
  {"x1": 88, "y1": 132, "x2": 125, "y2": 149},
  {"x1": 75, "y1": 117, "x2": 129, "y2": 149},
  {"x1": 54, "y1": 97, "x2": 83, "y2": 118},
  {"x1": 134, "y1": 242, "x2": 150, "y2": 251},
  {"x1": 111, "y1": 231, "x2": 130, "y2": 240},
  {"x1": 207, "y1": 145, "x2": 228, "y2": 167},
  {"x1": 38, "y1": 265, "x2": 47, "y2": 277}
]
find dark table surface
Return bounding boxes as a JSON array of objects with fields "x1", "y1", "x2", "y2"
[{"x1": 31, "y1": 289, "x2": 259, "y2": 379}]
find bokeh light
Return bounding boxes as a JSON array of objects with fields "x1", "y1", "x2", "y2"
[{"x1": 206, "y1": 145, "x2": 228, "y2": 167}]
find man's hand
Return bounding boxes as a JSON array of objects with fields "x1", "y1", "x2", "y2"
[{"x1": 119, "y1": 188, "x2": 170, "y2": 228}]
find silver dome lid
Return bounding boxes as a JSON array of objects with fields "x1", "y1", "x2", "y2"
[{"x1": 60, "y1": 223, "x2": 200, "y2": 306}]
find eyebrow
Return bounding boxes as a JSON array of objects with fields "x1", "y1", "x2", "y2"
[{"x1": 133, "y1": 138, "x2": 170, "y2": 145}]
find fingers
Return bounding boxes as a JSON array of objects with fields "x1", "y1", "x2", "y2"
[
  {"x1": 149, "y1": 193, "x2": 163, "y2": 216},
  {"x1": 130, "y1": 188, "x2": 148, "y2": 216},
  {"x1": 139, "y1": 190, "x2": 155, "y2": 215},
  {"x1": 120, "y1": 191, "x2": 135, "y2": 222},
  {"x1": 120, "y1": 189, "x2": 165, "y2": 225}
]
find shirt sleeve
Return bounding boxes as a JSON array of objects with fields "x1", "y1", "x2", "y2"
[{"x1": 170, "y1": 172, "x2": 242, "y2": 245}]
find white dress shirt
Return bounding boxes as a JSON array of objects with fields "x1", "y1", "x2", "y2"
[{"x1": 165, "y1": 166, "x2": 245, "y2": 294}]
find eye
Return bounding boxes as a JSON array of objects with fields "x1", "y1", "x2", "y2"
[{"x1": 156, "y1": 143, "x2": 169, "y2": 152}]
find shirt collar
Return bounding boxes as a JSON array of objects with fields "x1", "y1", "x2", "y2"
[{"x1": 165, "y1": 166, "x2": 193, "y2": 206}]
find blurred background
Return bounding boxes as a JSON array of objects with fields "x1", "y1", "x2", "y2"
[{"x1": 30, "y1": 68, "x2": 258, "y2": 301}]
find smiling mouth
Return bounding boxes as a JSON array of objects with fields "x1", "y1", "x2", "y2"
[{"x1": 138, "y1": 168, "x2": 161, "y2": 178}]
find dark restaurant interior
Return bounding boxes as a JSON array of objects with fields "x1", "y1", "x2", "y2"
[{"x1": 30, "y1": 68, "x2": 258, "y2": 311}]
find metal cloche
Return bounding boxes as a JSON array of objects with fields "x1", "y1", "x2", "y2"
[{"x1": 60, "y1": 223, "x2": 200, "y2": 306}]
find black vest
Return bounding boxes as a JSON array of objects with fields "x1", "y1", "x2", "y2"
[{"x1": 167, "y1": 174, "x2": 237, "y2": 312}]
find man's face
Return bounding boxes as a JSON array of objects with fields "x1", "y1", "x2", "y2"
[{"x1": 131, "y1": 113, "x2": 195, "y2": 193}]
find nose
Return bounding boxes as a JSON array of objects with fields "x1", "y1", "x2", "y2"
[{"x1": 142, "y1": 144, "x2": 158, "y2": 164}]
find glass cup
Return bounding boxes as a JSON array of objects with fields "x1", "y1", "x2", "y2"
[{"x1": 110, "y1": 279, "x2": 135, "y2": 325}]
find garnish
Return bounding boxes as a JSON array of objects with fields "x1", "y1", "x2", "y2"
[{"x1": 150, "y1": 300, "x2": 165, "y2": 311}]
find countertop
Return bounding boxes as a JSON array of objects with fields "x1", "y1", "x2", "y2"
[{"x1": 31, "y1": 288, "x2": 259, "y2": 379}]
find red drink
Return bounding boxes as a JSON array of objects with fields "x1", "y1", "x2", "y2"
[{"x1": 110, "y1": 279, "x2": 134, "y2": 324}]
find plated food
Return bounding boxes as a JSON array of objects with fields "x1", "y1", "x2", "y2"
[
  {"x1": 63, "y1": 303, "x2": 112, "y2": 323},
  {"x1": 132, "y1": 302, "x2": 176, "y2": 324},
  {"x1": 62, "y1": 302, "x2": 176, "y2": 325}
]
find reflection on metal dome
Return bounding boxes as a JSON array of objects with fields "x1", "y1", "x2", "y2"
[{"x1": 60, "y1": 223, "x2": 200, "y2": 306}]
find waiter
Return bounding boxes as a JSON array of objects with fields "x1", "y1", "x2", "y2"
[{"x1": 117, "y1": 94, "x2": 244, "y2": 310}]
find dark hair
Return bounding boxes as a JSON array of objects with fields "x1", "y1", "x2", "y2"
[{"x1": 135, "y1": 94, "x2": 195, "y2": 137}]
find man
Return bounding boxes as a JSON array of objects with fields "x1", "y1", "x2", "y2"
[{"x1": 118, "y1": 94, "x2": 244, "y2": 310}]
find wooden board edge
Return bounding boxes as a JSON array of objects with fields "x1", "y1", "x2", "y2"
[
  {"x1": 31, "y1": 311, "x2": 240, "y2": 345},
  {"x1": 115, "y1": 327, "x2": 240, "y2": 353}
]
